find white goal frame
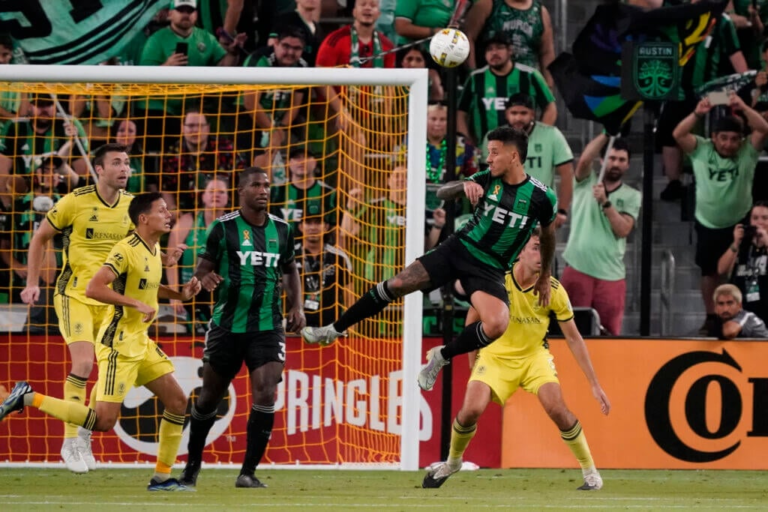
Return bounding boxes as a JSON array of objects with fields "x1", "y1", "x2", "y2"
[{"x1": 0, "y1": 65, "x2": 427, "y2": 471}]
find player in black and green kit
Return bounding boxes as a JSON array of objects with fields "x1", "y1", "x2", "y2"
[
  {"x1": 302, "y1": 127, "x2": 558, "y2": 391},
  {"x1": 180, "y1": 167, "x2": 305, "y2": 489}
]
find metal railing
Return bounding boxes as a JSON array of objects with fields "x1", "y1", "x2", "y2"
[{"x1": 660, "y1": 249, "x2": 676, "y2": 336}]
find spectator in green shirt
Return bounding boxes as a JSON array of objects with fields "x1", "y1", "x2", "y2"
[
  {"x1": 394, "y1": 0, "x2": 454, "y2": 45},
  {"x1": 673, "y1": 92, "x2": 768, "y2": 335},
  {"x1": 0, "y1": 34, "x2": 27, "y2": 134},
  {"x1": 561, "y1": 134, "x2": 641, "y2": 336},
  {"x1": 137, "y1": 0, "x2": 246, "y2": 152}
]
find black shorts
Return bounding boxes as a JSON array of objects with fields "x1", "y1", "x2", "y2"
[
  {"x1": 695, "y1": 221, "x2": 737, "y2": 276},
  {"x1": 418, "y1": 235, "x2": 509, "y2": 305},
  {"x1": 203, "y1": 323, "x2": 286, "y2": 381}
]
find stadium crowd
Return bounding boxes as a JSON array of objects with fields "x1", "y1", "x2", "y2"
[{"x1": 0, "y1": 0, "x2": 766, "y2": 340}]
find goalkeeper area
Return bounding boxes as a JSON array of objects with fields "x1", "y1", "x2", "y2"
[
  {"x1": 0, "y1": 66, "x2": 427, "y2": 470},
  {"x1": 0, "y1": 468, "x2": 766, "y2": 510}
]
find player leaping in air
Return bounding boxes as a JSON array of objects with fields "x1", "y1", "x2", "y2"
[
  {"x1": 0, "y1": 193, "x2": 201, "y2": 491},
  {"x1": 422, "y1": 231, "x2": 611, "y2": 490},
  {"x1": 303, "y1": 126, "x2": 558, "y2": 390}
]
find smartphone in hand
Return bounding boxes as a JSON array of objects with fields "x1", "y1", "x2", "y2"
[
  {"x1": 175, "y1": 42, "x2": 189, "y2": 56},
  {"x1": 707, "y1": 90, "x2": 729, "y2": 106}
]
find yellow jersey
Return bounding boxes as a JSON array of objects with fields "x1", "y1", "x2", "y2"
[
  {"x1": 482, "y1": 264, "x2": 574, "y2": 359},
  {"x1": 98, "y1": 233, "x2": 162, "y2": 358},
  {"x1": 46, "y1": 186, "x2": 134, "y2": 306}
]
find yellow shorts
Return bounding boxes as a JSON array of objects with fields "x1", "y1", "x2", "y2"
[
  {"x1": 54, "y1": 294, "x2": 110, "y2": 345},
  {"x1": 470, "y1": 349, "x2": 560, "y2": 405},
  {"x1": 95, "y1": 339, "x2": 175, "y2": 403}
]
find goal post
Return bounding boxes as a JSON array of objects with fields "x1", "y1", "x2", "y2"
[{"x1": 0, "y1": 65, "x2": 428, "y2": 471}]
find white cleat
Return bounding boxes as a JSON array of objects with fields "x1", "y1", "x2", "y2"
[
  {"x1": 61, "y1": 438, "x2": 88, "y2": 474},
  {"x1": 418, "y1": 346, "x2": 449, "y2": 391},
  {"x1": 422, "y1": 460, "x2": 462, "y2": 488},
  {"x1": 578, "y1": 470, "x2": 603, "y2": 490},
  {"x1": 76, "y1": 428, "x2": 96, "y2": 471},
  {"x1": 301, "y1": 325, "x2": 345, "y2": 346}
]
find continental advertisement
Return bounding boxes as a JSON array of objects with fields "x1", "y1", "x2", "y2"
[{"x1": 502, "y1": 339, "x2": 768, "y2": 469}]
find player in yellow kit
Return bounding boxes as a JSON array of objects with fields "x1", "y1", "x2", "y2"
[
  {"x1": 20, "y1": 143, "x2": 134, "y2": 473},
  {"x1": 423, "y1": 229, "x2": 611, "y2": 490},
  {"x1": 1, "y1": 193, "x2": 201, "y2": 491}
]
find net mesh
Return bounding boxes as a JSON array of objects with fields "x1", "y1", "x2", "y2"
[{"x1": 0, "y1": 79, "x2": 413, "y2": 466}]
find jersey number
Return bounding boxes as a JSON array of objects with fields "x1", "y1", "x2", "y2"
[
  {"x1": 0, "y1": 1, "x2": 104, "y2": 39},
  {"x1": 278, "y1": 341, "x2": 286, "y2": 362}
]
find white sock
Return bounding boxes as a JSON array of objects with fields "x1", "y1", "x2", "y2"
[{"x1": 153, "y1": 472, "x2": 171, "y2": 482}]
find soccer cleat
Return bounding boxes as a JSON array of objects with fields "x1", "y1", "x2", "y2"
[
  {"x1": 147, "y1": 477, "x2": 193, "y2": 492},
  {"x1": 578, "y1": 470, "x2": 603, "y2": 491},
  {"x1": 76, "y1": 428, "x2": 96, "y2": 471},
  {"x1": 235, "y1": 474, "x2": 267, "y2": 488},
  {"x1": 0, "y1": 381, "x2": 32, "y2": 421},
  {"x1": 417, "y1": 346, "x2": 449, "y2": 391},
  {"x1": 301, "y1": 325, "x2": 344, "y2": 346},
  {"x1": 179, "y1": 461, "x2": 201, "y2": 487},
  {"x1": 422, "y1": 460, "x2": 461, "y2": 489},
  {"x1": 61, "y1": 438, "x2": 89, "y2": 474}
]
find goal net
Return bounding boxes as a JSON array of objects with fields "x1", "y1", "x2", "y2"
[{"x1": 0, "y1": 66, "x2": 427, "y2": 470}]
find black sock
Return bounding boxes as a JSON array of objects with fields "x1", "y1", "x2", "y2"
[
  {"x1": 333, "y1": 281, "x2": 394, "y2": 332},
  {"x1": 240, "y1": 404, "x2": 275, "y2": 477},
  {"x1": 441, "y1": 321, "x2": 494, "y2": 359},
  {"x1": 186, "y1": 404, "x2": 218, "y2": 466}
]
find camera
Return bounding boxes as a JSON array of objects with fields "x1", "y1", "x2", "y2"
[{"x1": 745, "y1": 225, "x2": 758, "y2": 239}]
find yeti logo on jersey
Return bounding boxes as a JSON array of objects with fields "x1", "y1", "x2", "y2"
[
  {"x1": 482, "y1": 203, "x2": 529, "y2": 228},
  {"x1": 242, "y1": 230, "x2": 252, "y2": 247},
  {"x1": 237, "y1": 251, "x2": 281, "y2": 267}
]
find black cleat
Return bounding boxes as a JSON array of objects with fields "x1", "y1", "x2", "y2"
[
  {"x1": 235, "y1": 474, "x2": 267, "y2": 488},
  {"x1": 147, "y1": 477, "x2": 194, "y2": 492},
  {"x1": 179, "y1": 461, "x2": 201, "y2": 487},
  {"x1": 0, "y1": 381, "x2": 32, "y2": 421},
  {"x1": 421, "y1": 461, "x2": 460, "y2": 489}
]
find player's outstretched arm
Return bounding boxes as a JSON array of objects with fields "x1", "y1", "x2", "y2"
[
  {"x1": 283, "y1": 265, "x2": 306, "y2": 333},
  {"x1": 158, "y1": 277, "x2": 202, "y2": 302},
  {"x1": 533, "y1": 222, "x2": 556, "y2": 306},
  {"x1": 86, "y1": 266, "x2": 156, "y2": 322},
  {"x1": 20, "y1": 219, "x2": 58, "y2": 304},
  {"x1": 559, "y1": 319, "x2": 611, "y2": 415},
  {"x1": 437, "y1": 180, "x2": 483, "y2": 205}
]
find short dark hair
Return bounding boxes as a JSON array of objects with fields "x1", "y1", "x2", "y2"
[
  {"x1": 0, "y1": 34, "x2": 12, "y2": 51},
  {"x1": 128, "y1": 192, "x2": 163, "y2": 225},
  {"x1": 505, "y1": 93, "x2": 534, "y2": 110},
  {"x1": 276, "y1": 26, "x2": 307, "y2": 44},
  {"x1": 93, "y1": 143, "x2": 128, "y2": 168},
  {"x1": 607, "y1": 138, "x2": 632, "y2": 160},
  {"x1": 486, "y1": 126, "x2": 529, "y2": 161},
  {"x1": 713, "y1": 115, "x2": 744, "y2": 135},
  {"x1": 238, "y1": 166, "x2": 268, "y2": 187}
]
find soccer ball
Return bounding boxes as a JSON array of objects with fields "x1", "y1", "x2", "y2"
[{"x1": 429, "y1": 28, "x2": 470, "y2": 68}]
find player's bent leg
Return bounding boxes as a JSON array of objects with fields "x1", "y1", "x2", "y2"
[
  {"x1": 144, "y1": 373, "x2": 190, "y2": 491},
  {"x1": 237, "y1": 361, "x2": 282, "y2": 489},
  {"x1": 302, "y1": 260, "x2": 433, "y2": 346},
  {"x1": 537, "y1": 383, "x2": 602, "y2": 491},
  {"x1": 182, "y1": 362, "x2": 233, "y2": 487}
]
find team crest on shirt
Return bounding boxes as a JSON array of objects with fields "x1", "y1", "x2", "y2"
[
  {"x1": 73, "y1": 322, "x2": 83, "y2": 335},
  {"x1": 488, "y1": 184, "x2": 501, "y2": 201},
  {"x1": 242, "y1": 230, "x2": 252, "y2": 247},
  {"x1": 476, "y1": 365, "x2": 486, "y2": 376},
  {"x1": 616, "y1": 199, "x2": 624, "y2": 209},
  {"x1": 122, "y1": 214, "x2": 129, "y2": 226},
  {"x1": 89, "y1": 207, "x2": 99, "y2": 222},
  {"x1": 197, "y1": 42, "x2": 206, "y2": 53},
  {"x1": 534, "y1": 143, "x2": 542, "y2": 153}
]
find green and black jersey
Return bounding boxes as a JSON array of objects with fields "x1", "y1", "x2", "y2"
[
  {"x1": 0, "y1": 119, "x2": 89, "y2": 175},
  {"x1": 459, "y1": 63, "x2": 554, "y2": 143},
  {"x1": 270, "y1": 180, "x2": 337, "y2": 227},
  {"x1": 459, "y1": 170, "x2": 557, "y2": 270},
  {"x1": 200, "y1": 210, "x2": 295, "y2": 333}
]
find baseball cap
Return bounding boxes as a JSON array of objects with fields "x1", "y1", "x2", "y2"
[
  {"x1": 302, "y1": 203, "x2": 325, "y2": 223},
  {"x1": 29, "y1": 92, "x2": 54, "y2": 105},
  {"x1": 483, "y1": 33, "x2": 510, "y2": 47},
  {"x1": 288, "y1": 147, "x2": 317, "y2": 160},
  {"x1": 170, "y1": 0, "x2": 197, "y2": 10},
  {"x1": 505, "y1": 93, "x2": 534, "y2": 110}
]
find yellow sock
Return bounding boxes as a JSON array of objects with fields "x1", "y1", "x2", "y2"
[
  {"x1": 35, "y1": 393, "x2": 97, "y2": 431},
  {"x1": 63, "y1": 374, "x2": 88, "y2": 438},
  {"x1": 560, "y1": 420, "x2": 595, "y2": 471},
  {"x1": 447, "y1": 417, "x2": 477, "y2": 464},
  {"x1": 87, "y1": 384, "x2": 98, "y2": 411},
  {"x1": 154, "y1": 410, "x2": 185, "y2": 480}
]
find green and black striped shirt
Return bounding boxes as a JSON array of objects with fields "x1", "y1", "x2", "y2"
[
  {"x1": 459, "y1": 170, "x2": 557, "y2": 270},
  {"x1": 201, "y1": 210, "x2": 295, "y2": 333}
]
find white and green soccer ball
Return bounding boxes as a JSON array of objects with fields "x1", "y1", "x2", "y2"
[{"x1": 429, "y1": 28, "x2": 470, "y2": 68}]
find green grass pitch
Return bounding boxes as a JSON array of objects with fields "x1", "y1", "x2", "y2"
[{"x1": 1, "y1": 468, "x2": 767, "y2": 511}]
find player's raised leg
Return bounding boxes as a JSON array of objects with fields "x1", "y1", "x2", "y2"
[
  {"x1": 537, "y1": 382, "x2": 602, "y2": 490},
  {"x1": 144, "y1": 371, "x2": 189, "y2": 491},
  {"x1": 236, "y1": 360, "x2": 283, "y2": 488},
  {"x1": 423, "y1": 380, "x2": 493, "y2": 488},
  {"x1": 181, "y1": 361, "x2": 233, "y2": 488},
  {"x1": 302, "y1": 259, "x2": 433, "y2": 345}
]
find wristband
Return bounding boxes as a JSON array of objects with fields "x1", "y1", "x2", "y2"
[
  {"x1": 601, "y1": 200, "x2": 612, "y2": 209},
  {"x1": 730, "y1": 245, "x2": 738, "y2": 253},
  {"x1": 557, "y1": 208, "x2": 568, "y2": 217}
]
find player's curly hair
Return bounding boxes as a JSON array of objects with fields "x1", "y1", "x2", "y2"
[{"x1": 486, "y1": 126, "x2": 528, "y2": 161}]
